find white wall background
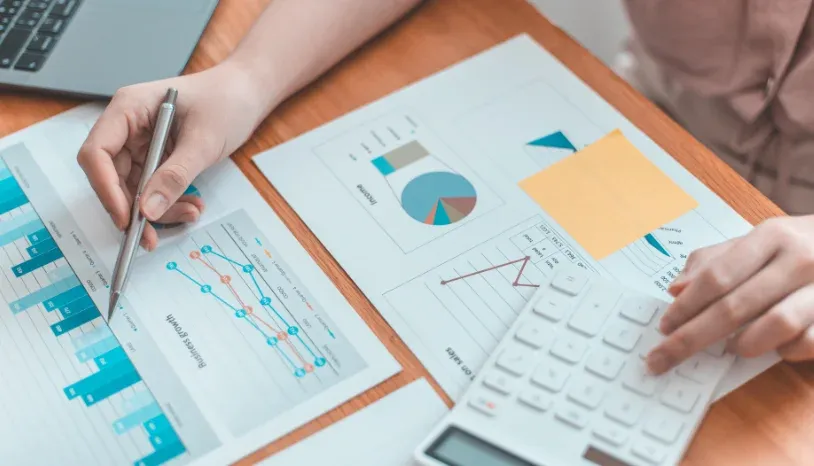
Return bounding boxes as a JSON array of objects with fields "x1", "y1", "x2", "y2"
[{"x1": 527, "y1": 0, "x2": 631, "y2": 65}]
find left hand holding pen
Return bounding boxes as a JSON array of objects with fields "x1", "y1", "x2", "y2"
[{"x1": 647, "y1": 215, "x2": 814, "y2": 374}]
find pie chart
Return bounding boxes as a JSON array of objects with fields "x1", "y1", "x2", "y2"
[{"x1": 400, "y1": 172, "x2": 478, "y2": 226}]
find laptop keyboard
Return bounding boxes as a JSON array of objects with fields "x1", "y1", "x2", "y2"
[{"x1": 0, "y1": 0, "x2": 79, "y2": 71}]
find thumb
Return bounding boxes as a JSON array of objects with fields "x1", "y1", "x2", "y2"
[{"x1": 140, "y1": 137, "x2": 212, "y2": 221}]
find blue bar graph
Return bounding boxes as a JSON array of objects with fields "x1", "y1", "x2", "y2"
[
  {"x1": 26, "y1": 237, "x2": 57, "y2": 256},
  {"x1": 12, "y1": 247, "x2": 64, "y2": 277},
  {"x1": 47, "y1": 265, "x2": 74, "y2": 283},
  {"x1": 113, "y1": 402, "x2": 163, "y2": 434},
  {"x1": 0, "y1": 193, "x2": 27, "y2": 216},
  {"x1": 76, "y1": 335, "x2": 119, "y2": 363},
  {"x1": 0, "y1": 175, "x2": 20, "y2": 196},
  {"x1": 135, "y1": 440, "x2": 185, "y2": 466},
  {"x1": 94, "y1": 346, "x2": 128, "y2": 369},
  {"x1": 0, "y1": 209, "x2": 37, "y2": 236},
  {"x1": 83, "y1": 369, "x2": 142, "y2": 406},
  {"x1": 58, "y1": 295, "x2": 94, "y2": 318},
  {"x1": 27, "y1": 227, "x2": 49, "y2": 244},
  {"x1": 149, "y1": 427, "x2": 180, "y2": 450},
  {"x1": 145, "y1": 414, "x2": 173, "y2": 435},
  {"x1": 121, "y1": 390, "x2": 158, "y2": 414},
  {"x1": 2, "y1": 156, "x2": 187, "y2": 466},
  {"x1": 45, "y1": 285, "x2": 88, "y2": 311},
  {"x1": 71, "y1": 325, "x2": 112, "y2": 349},
  {"x1": 9, "y1": 274, "x2": 81, "y2": 314},
  {"x1": 64, "y1": 359, "x2": 136, "y2": 400},
  {"x1": 0, "y1": 217, "x2": 43, "y2": 247},
  {"x1": 138, "y1": 414, "x2": 186, "y2": 466},
  {"x1": 51, "y1": 306, "x2": 100, "y2": 336}
]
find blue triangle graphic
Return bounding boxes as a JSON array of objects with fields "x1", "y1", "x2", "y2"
[{"x1": 528, "y1": 131, "x2": 577, "y2": 152}]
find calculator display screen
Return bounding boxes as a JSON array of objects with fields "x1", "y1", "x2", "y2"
[{"x1": 425, "y1": 426, "x2": 535, "y2": 466}]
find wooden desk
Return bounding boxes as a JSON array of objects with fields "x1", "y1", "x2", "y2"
[{"x1": 1, "y1": 0, "x2": 810, "y2": 464}]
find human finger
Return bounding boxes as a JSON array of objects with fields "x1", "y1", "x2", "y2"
[
  {"x1": 668, "y1": 240, "x2": 736, "y2": 296},
  {"x1": 155, "y1": 200, "x2": 202, "y2": 225},
  {"x1": 139, "y1": 222, "x2": 159, "y2": 252},
  {"x1": 140, "y1": 128, "x2": 219, "y2": 222},
  {"x1": 727, "y1": 283, "x2": 814, "y2": 357},
  {"x1": 777, "y1": 325, "x2": 814, "y2": 362},
  {"x1": 77, "y1": 98, "x2": 136, "y2": 230},
  {"x1": 659, "y1": 229, "x2": 779, "y2": 334},
  {"x1": 648, "y1": 257, "x2": 789, "y2": 374}
]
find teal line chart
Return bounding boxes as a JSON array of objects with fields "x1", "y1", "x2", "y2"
[{"x1": 166, "y1": 241, "x2": 330, "y2": 380}]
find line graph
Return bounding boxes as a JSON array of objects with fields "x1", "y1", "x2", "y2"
[
  {"x1": 440, "y1": 256, "x2": 539, "y2": 288},
  {"x1": 167, "y1": 244, "x2": 327, "y2": 378},
  {"x1": 140, "y1": 210, "x2": 367, "y2": 436}
]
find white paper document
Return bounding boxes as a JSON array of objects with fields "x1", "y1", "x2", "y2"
[
  {"x1": 260, "y1": 378, "x2": 449, "y2": 466},
  {"x1": 253, "y1": 34, "x2": 778, "y2": 402},
  {"x1": 0, "y1": 104, "x2": 400, "y2": 466}
]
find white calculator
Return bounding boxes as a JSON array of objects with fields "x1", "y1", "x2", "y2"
[{"x1": 414, "y1": 265, "x2": 734, "y2": 466}]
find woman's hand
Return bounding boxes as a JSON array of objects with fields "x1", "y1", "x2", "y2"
[
  {"x1": 77, "y1": 61, "x2": 265, "y2": 251},
  {"x1": 647, "y1": 216, "x2": 814, "y2": 374}
]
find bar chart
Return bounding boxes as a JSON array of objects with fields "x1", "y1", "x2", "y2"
[{"x1": 0, "y1": 157, "x2": 188, "y2": 465}]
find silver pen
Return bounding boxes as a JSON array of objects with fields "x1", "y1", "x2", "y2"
[{"x1": 108, "y1": 88, "x2": 178, "y2": 320}]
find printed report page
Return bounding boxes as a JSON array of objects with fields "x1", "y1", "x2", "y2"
[{"x1": 0, "y1": 104, "x2": 399, "y2": 466}]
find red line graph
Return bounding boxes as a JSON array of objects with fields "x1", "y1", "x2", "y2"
[{"x1": 440, "y1": 256, "x2": 540, "y2": 288}]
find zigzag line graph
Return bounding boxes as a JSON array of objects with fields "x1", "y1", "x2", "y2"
[
  {"x1": 440, "y1": 256, "x2": 540, "y2": 288},
  {"x1": 166, "y1": 245, "x2": 327, "y2": 379}
]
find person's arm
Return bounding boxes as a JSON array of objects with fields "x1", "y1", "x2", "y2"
[
  {"x1": 78, "y1": 0, "x2": 421, "y2": 250},
  {"x1": 227, "y1": 0, "x2": 422, "y2": 121}
]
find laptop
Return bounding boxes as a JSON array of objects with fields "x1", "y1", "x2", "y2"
[{"x1": 0, "y1": 0, "x2": 219, "y2": 98}]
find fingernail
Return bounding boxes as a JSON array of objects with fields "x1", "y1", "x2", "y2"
[
  {"x1": 667, "y1": 282, "x2": 684, "y2": 297},
  {"x1": 143, "y1": 193, "x2": 169, "y2": 220},
  {"x1": 178, "y1": 211, "x2": 199, "y2": 223},
  {"x1": 647, "y1": 351, "x2": 670, "y2": 375}
]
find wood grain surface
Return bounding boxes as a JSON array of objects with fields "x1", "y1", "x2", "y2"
[{"x1": 1, "y1": 0, "x2": 809, "y2": 464}]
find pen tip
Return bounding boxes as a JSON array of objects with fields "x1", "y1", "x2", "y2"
[{"x1": 108, "y1": 292, "x2": 120, "y2": 320}]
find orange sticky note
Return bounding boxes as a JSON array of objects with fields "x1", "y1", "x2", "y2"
[{"x1": 518, "y1": 130, "x2": 697, "y2": 260}]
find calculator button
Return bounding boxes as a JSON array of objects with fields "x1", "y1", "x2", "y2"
[
  {"x1": 622, "y1": 361, "x2": 659, "y2": 397},
  {"x1": 483, "y1": 372, "x2": 515, "y2": 395},
  {"x1": 550, "y1": 270, "x2": 588, "y2": 296},
  {"x1": 660, "y1": 380, "x2": 700, "y2": 413},
  {"x1": 531, "y1": 360, "x2": 570, "y2": 393},
  {"x1": 468, "y1": 393, "x2": 501, "y2": 417},
  {"x1": 514, "y1": 320, "x2": 554, "y2": 349},
  {"x1": 555, "y1": 404, "x2": 589, "y2": 429},
  {"x1": 567, "y1": 378, "x2": 605, "y2": 410},
  {"x1": 592, "y1": 422, "x2": 629, "y2": 446},
  {"x1": 637, "y1": 331, "x2": 662, "y2": 360},
  {"x1": 550, "y1": 335, "x2": 588, "y2": 364},
  {"x1": 568, "y1": 285, "x2": 621, "y2": 337},
  {"x1": 632, "y1": 440, "x2": 666, "y2": 464},
  {"x1": 518, "y1": 389, "x2": 553, "y2": 412},
  {"x1": 704, "y1": 340, "x2": 727, "y2": 357},
  {"x1": 604, "y1": 393, "x2": 644, "y2": 427},
  {"x1": 496, "y1": 346, "x2": 533, "y2": 376},
  {"x1": 677, "y1": 353, "x2": 722, "y2": 384},
  {"x1": 533, "y1": 293, "x2": 573, "y2": 322},
  {"x1": 620, "y1": 297, "x2": 662, "y2": 326},
  {"x1": 603, "y1": 322, "x2": 642, "y2": 352},
  {"x1": 585, "y1": 351, "x2": 625, "y2": 381},
  {"x1": 644, "y1": 412, "x2": 684, "y2": 444}
]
